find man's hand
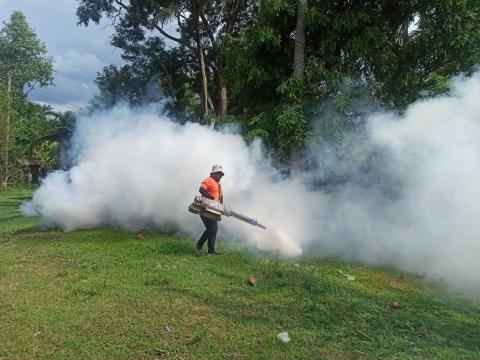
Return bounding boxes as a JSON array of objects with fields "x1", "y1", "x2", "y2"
[{"x1": 199, "y1": 187, "x2": 215, "y2": 200}]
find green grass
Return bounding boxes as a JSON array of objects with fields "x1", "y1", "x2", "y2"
[{"x1": 0, "y1": 189, "x2": 479, "y2": 359}]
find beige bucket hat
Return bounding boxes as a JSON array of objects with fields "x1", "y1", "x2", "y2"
[{"x1": 210, "y1": 164, "x2": 224, "y2": 175}]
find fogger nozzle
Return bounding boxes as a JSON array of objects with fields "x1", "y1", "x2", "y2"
[{"x1": 188, "y1": 196, "x2": 267, "y2": 229}]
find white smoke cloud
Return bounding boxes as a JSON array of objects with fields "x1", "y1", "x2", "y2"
[
  {"x1": 23, "y1": 72, "x2": 480, "y2": 289},
  {"x1": 304, "y1": 72, "x2": 480, "y2": 289},
  {"x1": 23, "y1": 104, "x2": 306, "y2": 256}
]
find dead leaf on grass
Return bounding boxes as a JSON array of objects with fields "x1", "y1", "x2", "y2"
[
  {"x1": 391, "y1": 300, "x2": 401, "y2": 309},
  {"x1": 155, "y1": 348, "x2": 167, "y2": 358}
]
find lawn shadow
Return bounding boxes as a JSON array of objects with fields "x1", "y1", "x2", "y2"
[
  {"x1": 0, "y1": 202, "x2": 23, "y2": 208},
  {"x1": 0, "y1": 215, "x2": 27, "y2": 222},
  {"x1": 9, "y1": 195, "x2": 32, "y2": 201},
  {"x1": 207, "y1": 268, "x2": 242, "y2": 282}
]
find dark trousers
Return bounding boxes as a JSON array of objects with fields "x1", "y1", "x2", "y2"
[{"x1": 196, "y1": 215, "x2": 218, "y2": 253}]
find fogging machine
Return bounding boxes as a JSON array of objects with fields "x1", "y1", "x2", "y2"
[{"x1": 188, "y1": 196, "x2": 267, "y2": 229}]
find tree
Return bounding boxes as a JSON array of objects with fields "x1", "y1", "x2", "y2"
[
  {"x1": 0, "y1": 83, "x2": 12, "y2": 187},
  {"x1": 370, "y1": 0, "x2": 480, "y2": 108},
  {"x1": 0, "y1": 11, "x2": 54, "y2": 95},
  {"x1": 76, "y1": 0, "x2": 255, "y2": 124},
  {"x1": 293, "y1": 0, "x2": 307, "y2": 80},
  {"x1": 90, "y1": 64, "x2": 147, "y2": 109},
  {"x1": 223, "y1": 0, "x2": 480, "y2": 156},
  {"x1": 0, "y1": 11, "x2": 55, "y2": 187},
  {"x1": 191, "y1": 0, "x2": 209, "y2": 121},
  {"x1": 77, "y1": 0, "x2": 480, "y2": 176},
  {"x1": 288, "y1": 0, "x2": 308, "y2": 173},
  {"x1": 221, "y1": 0, "x2": 310, "y2": 160}
]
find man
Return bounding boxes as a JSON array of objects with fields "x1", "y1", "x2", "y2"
[{"x1": 196, "y1": 165, "x2": 224, "y2": 256}]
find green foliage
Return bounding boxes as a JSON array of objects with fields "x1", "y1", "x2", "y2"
[
  {"x1": 244, "y1": 102, "x2": 306, "y2": 153},
  {"x1": 0, "y1": 85, "x2": 15, "y2": 183},
  {"x1": 366, "y1": 1, "x2": 480, "y2": 108},
  {"x1": 89, "y1": 64, "x2": 147, "y2": 110},
  {"x1": 244, "y1": 127, "x2": 271, "y2": 143},
  {"x1": 77, "y1": 0, "x2": 480, "y2": 160},
  {"x1": 0, "y1": 11, "x2": 65, "y2": 187},
  {"x1": 5, "y1": 101, "x2": 65, "y2": 185},
  {"x1": 262, "y1": 0, "x2": 296, "y2": 16},
  {"x1": 177, "y1": 82, "x2": 201, "y2": 122},
  {"x1": 77, "y1": 0, "x2": 259, "y2": 123},
  {"x1": 276, "y1": 103, "x2": 306, "y2": 151},
  {"x1": 0, "y1": 11, "x2": 54, "y2": 95},
  {"x1": 31, "y1": 141, "x2": 59, "y2": 169},
  {"x1": 222, "y1": 0, "x2": 480, "y2": 155}
]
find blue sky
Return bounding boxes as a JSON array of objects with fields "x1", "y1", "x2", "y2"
[{"x1": 0, "y1": 0, "x2": 123, "y2": 112}]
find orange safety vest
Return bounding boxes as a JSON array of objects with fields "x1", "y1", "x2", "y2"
[{"x1": 200, "y1": 176, "x2": 223, "y2": 202}]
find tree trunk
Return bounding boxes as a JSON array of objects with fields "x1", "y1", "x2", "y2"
[
  {"x1": 218, "y1": 85, "x2": 227, "y2": 117},
  {"x1": 217, "y1": 69, "x2": 228, "y2": 118},
  {"x1": 397, "y1": 18, "x2": 409, "y2": 46},
  {"x1": 192, "y1": 0, "x2": 209, "y2": 124},
  {"x1": 1, "y1": 76, "x2": 11, "y2": 188},
  {"x1": 293, "y1": 0, "x2": 307, "y2": 80},
  {"x1": 199, "y1": 47, "x2": 209, "y2": 123},
  {"x1": 290, "y1": 0, "x2": 307, "y2": 176}
]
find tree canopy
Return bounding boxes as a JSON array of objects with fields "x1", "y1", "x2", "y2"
[
  {"x1": 0, "y1": 11, "x2": 54, "y2": 95},
  {"x1": 0, "y1": 11, "x2": 65, "y2": 188},
  {"x1": 77, "y1": 0, "x2": 480, "y2": 170}
]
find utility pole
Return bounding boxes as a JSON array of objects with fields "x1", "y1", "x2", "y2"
[{"x1": 1, "y1": 75, "x2": 11, "y2": 188}]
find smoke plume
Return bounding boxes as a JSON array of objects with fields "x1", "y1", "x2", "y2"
[{"x1": 23, "y1": 72, "x2": 480, "y2": 289}]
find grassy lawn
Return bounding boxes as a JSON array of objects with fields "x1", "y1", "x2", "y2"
[{"x1": 0, "y1": 189, "x2": 479, "y2": 359}]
